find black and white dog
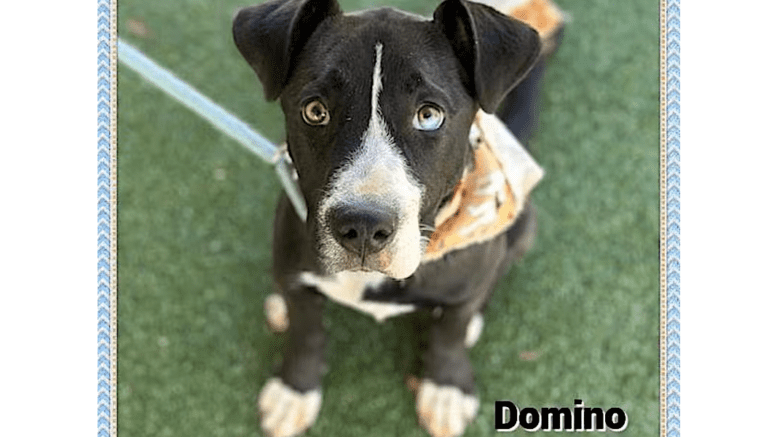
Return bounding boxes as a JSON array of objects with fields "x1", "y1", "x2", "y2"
[{"x1": 233, "y1": 0, "x2": 552, "y2": 435}]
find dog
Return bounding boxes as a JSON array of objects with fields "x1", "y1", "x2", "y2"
[{"x1": 232, "y1": 0, "x2": 561, "y2": 435}]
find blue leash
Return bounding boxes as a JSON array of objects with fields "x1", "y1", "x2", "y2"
[{"x1": 117, "y1": 38, "x2": 308, "y2": 221}]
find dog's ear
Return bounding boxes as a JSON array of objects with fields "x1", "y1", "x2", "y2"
[
  {"x1": 233, "y1": 0, "x2": 342, "y2": 100},
  {"x1": 433, "y1": 0, "x2": 540, "y2": 113}
]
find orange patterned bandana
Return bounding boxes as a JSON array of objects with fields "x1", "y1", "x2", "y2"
[
  {"x1": 475, "y1": 0, "x2": 567, "y2": 55},
  {"x1": 423, "y1": 111, "x2": 544, "y2": 261}
]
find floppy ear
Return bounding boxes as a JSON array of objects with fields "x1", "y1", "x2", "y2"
[
  {"x1": 433, "y1": 0, "x2": 541, "y2": 113},
  {"x1": 233, "y1": 0, "x2": 342, "y2": 101}
]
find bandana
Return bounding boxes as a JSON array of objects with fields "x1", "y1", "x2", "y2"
[
  {"x1": 423, "y1": 111, "x2": 544, "y2": 261},
  {"x1": 475, "y1": 0, "x2": 567, "y2": 55}
]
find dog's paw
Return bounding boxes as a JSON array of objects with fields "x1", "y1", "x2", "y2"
[
  {"x1": 258, "y1": 377, "x2": 322, "y2": 437},
  {"x1": 264, "y1": 293, "x2": 289, "y2": 333},
  {"x1": 416, "y1": 379, "x2": 479, "y2": 437}
]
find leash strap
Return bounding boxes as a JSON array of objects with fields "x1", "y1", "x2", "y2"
[{"x1": 117, "y1": 38, "x2": 308, "y2": 221}]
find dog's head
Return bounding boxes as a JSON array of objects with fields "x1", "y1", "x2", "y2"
[{"x1": 234, "y1": 0, "x2": 539, "y2": 279}]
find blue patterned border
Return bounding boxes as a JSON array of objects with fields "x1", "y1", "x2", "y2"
[
  {"x1": 98, "y1": 0, "x2": 680, "y2": 435},
  {"x1": 97, "y1": 0, "x2": 116, "y2": 436},
  {"x1": 663, "y1": 0, "x2": 680, "y2": 436}
]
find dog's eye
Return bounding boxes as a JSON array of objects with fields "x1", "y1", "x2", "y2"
[
  {"x1": 413, "y1": 104, "x2": 444, "y2": 131},
  {"x1": 302, "y1": 100, "x2": 330, "y2": 126}
]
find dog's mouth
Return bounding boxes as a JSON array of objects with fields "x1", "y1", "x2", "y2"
[
  {"x1": 314, "y1": 177, "x2": 465, "y2": 280},
  {"x1": 315, "y1": 185, "x2": 425, "y2": 279}
]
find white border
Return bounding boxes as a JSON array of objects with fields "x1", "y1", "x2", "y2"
[
  {"x1": 683, "y1": 0, "x2": 777, "y2": 435},
  {"x1": 0, "y1": 0, "x2": 94, "y2": 435}
]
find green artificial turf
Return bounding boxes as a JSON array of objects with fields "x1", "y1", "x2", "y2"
[{"x1": 117, "y1": 0, "x2": 660, "y2": 435}]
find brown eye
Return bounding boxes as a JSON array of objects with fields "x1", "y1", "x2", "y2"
[
  {"x1": 302, "y1": 100, "x2": 330, "y2": 126},
  {"x1": 413, "y1": 104, "x2": 444, "y2": 131}
]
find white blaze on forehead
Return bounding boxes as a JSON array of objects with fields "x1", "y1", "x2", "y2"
[
  {"x1": 317, "y1": 42, "x2": 424, "y2": 279},
  {"x1": 360, "y1": 42, "x2": 395, "y2": 173},
  {"x1": 371, "y1": 43, "x2": 384, "y2": 118}
]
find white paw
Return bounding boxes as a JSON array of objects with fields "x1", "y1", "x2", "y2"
[
  {"x1": 264, "y1": 293, "x2": 289, "y2": 333},
  {"x1": 258, "y1": 377, "x2": 322, "y2": 437},
  {"x1": 464, "y1": 313, "x2": 484, "y2": 348},
  {"x1": 416, "y1": 380, "x2": 479, "y2": 437}
]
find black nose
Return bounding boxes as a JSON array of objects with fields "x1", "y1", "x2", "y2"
[{"x1": 328, "y1": 204, "x2": 397, "y2": 256}]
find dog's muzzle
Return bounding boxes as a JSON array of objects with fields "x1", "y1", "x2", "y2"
[{"x1": 318, "y1": 188, "x2": 422, "y2": 279}]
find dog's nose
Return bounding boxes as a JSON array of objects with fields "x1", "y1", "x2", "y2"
[{"x1": 328, "y1": 205, "x2": 397, "y2": 256}]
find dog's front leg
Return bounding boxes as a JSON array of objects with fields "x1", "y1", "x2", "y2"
[
  {"x1": 417, "y1": 302, "x2": 482, "y2": 437},
  {"x1": 259, "y1": 285, "x2": 326, "y2": 437}
]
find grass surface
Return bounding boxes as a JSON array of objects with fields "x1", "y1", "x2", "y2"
[{"x1": 117, "y1": 0, "x2": 660, "y2": 435}]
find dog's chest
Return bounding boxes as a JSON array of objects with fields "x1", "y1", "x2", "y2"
[{"x1": 298, "y1": 271, "x2": 416, "y2": 322}]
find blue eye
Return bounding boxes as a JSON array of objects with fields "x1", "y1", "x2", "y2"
[{"x1": 413, "y1": 104, "x2": 444, "y2": 131}]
